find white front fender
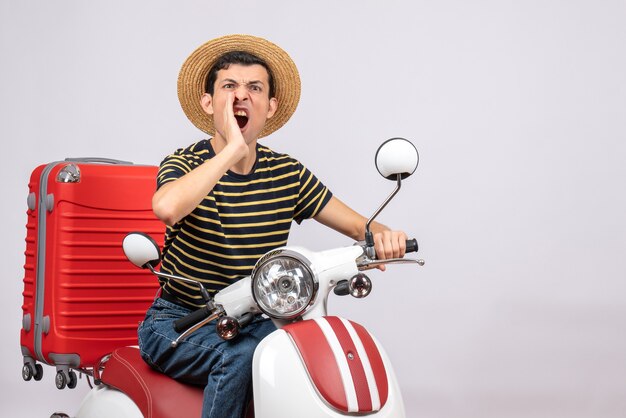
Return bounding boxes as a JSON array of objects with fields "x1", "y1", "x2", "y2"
[{"x1": 74, "y1": 385, "x2": 142, "y2": 418}]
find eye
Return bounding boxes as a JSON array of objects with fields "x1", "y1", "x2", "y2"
[
  {"x1": 223, "y1": 83, "x2": 235, "y2": 89},
  {"x1": 249, "y1": 84, "x2": 262, "y2": 92}
]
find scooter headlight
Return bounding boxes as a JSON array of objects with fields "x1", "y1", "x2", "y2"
[{"x1": 252, "y1": 250, "x2": 317, "y2": 320}]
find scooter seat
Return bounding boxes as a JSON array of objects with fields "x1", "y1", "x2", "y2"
[{"x1": 100, "y1": 346, "x2": 203, "y2": 418}]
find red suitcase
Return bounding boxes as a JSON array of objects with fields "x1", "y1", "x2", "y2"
[{"x1": 20, "y1": 158, "x2": 164, "y2": 389}]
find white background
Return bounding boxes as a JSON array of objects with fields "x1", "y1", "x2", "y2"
[{"x1": 1, "y1": 1, "x2": 625, "y2": 417}]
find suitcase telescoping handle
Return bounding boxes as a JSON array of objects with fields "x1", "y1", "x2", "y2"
[
  {"x1": 64, "y1": 157, "x2": 133, "y2": 165},
  {"x1": 55, "y1": 158, "x2": 134, "y2": 184}
]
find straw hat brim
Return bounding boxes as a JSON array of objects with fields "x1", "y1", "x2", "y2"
[{"x1": 177, "y1": 34, "x2": 301, "y2": 138}]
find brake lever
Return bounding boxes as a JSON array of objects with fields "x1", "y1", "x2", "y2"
[
  {"x1": 357, "y1": 257, "x2": 425, "y2": 271},
  {"x1": 171, "y1": 311, "x2": 222, "y2": 348}
]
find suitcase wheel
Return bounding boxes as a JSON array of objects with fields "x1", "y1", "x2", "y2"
[
  {"x1": 55, "y1": 370, "x2": 67, "y2": 389},
  {"x1": 22, "y1": 364, "x2": 32, "y2": 381},
  {"x1": 22, "y1": 363, "x2": 43, "y2": 382},
  {"x1": 68, "y1": 371, "x2": 78, "y2": 389},
  {"x1": 34, "y1": 364, "x2": 44, "y2": 381},
  {"x1": 55, "y1": 370, "x2": 77, "y2": 390}
]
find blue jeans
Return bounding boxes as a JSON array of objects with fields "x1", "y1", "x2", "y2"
[{"x1": 137, "y1": 297, "x2": 276, "y2": 418}]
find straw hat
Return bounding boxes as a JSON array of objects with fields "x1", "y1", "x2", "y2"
[{"x1": 177, "y1": 34, "x2": 301, "y2": 138}]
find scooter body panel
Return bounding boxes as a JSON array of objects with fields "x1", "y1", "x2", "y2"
[
  {"x1": 252, "y1": 323, "x2": 405, "y2": 417},
  {"x1": 75, "y1": 385, "x2": 142, "y2": 418}
]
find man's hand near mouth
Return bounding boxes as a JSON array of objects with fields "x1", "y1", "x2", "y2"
[{"x1": 221, "y1": 92, "x2": 248, "y2": 161}]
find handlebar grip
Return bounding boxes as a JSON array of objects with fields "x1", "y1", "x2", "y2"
[
  {"x1": 173, "y1": 306, "x2": 213, "y2": 333},
  {"x1": 238, "y1": 312, "x2": 255, "y2": 329},
  {"x1": 333, "y1": 280, "x2": 350, "y2": 296},
  {"x1": 406, "y1": 238, "x2": 418, "y2": 253}
]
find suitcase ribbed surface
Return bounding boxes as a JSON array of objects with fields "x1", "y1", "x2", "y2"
[{"x1": 21, "y1": 162, "x2": 164, "y2": 369}]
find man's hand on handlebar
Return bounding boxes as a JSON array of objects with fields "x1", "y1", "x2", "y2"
[{"x1": 373, "y1": 229, "x2": 408, "y2": 271}]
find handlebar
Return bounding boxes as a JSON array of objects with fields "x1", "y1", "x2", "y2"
[
  {"x1": 333, "y1": 280, "x2": 350, "y2": 296},
  {"x1": 238, "y1": 312, "x2": 254, "y2": 328},
  {"x1": 371, "y1": 238, "x2": 418, "y2": 257},
  {"x1": 173, "y1": 306, "x2": 214, "y2": 333},
  {"x1": 173, "y1": 306, "x2": 255, "y2": 335},
  {"x1": 172, "y1": 239, "x2": 419, "y2": 333},
  {"x1": 358, "y1": 237, "x2": 423, "y2": 270}
]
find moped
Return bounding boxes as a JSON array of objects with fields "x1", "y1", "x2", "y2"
[{"x1": 57, "y1": 137, "x2": 424, "y2": 418}]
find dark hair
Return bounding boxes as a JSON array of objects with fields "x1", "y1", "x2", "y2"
[{"x1": 204, "y1": 51, "x2": 276, "y2": 98}]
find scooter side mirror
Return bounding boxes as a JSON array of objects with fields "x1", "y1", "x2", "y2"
[
  {"x1": 364, "y1": 138, "x2": 419, "y2": 257},
  {"x1": 375, "y1": 137, "x2": 419, "y2": 180},
  {"x1": 123, "y1": 232, "x2": 161, "y2": 269}
]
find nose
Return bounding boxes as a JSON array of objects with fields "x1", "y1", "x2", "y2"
[{"x1": 234, "y1": 85, "x2": 248, "y2": 101}]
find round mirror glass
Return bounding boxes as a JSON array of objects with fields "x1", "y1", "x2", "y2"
[
  {"x1": 375, "y1": 138, "x2": 419, "y2": 180},
  {"x1": 122, "y1": 232, "x2": 161, "y2": 268}
]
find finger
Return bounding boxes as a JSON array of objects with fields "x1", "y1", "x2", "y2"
[
  {"x1": 398, "y1": 233, "x2": 407, "y2": 257},
  {"x1": 374, "y1": 233, "x2": 384, "y2": 261},
  {"x1": 225, "y1": 92, "x2": 235, "y2": 119},
  {"x1": 227, "y1": 91, "x2": 235, "y2": 108},
  {"x1": 222, "y1": 93, "x2": 231, "y2": 127},
  {"x1": 374, "y1": 232, "x2": 393, "y2": 260},
  {"x1": 381, "y1": 230, "x2": 393, "y2": 259},
  {"x1": 390, "y1": 232, "x2": 400, "y2": 258},
  {"x1": 385, "y1": 231, "x2": 395, "y2": 259},
  {"x1": 376, "y1": 264, "x2": 387, "y2": 272},
  {"x1": 392, "y1": 231, "x2": 407, "y2": 258},
  {"x1": 385, "y1": 231, "x2": 408, "y2": 258}
]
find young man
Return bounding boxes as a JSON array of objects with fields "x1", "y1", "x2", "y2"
[{"x1": 138, "y1": 34, "x2": 408, "y2": 418}]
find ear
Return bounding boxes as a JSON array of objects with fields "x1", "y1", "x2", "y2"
[
  {"x1": 200, "y1": 93, "x2": 214, "y2": 115},
  {"x1": 266, "y1": 97, "x2": 278, "y2": 119}
]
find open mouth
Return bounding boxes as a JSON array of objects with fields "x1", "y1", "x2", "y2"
[{"x1": 234, "y1": 110, "x2": 249, "y2": 129}]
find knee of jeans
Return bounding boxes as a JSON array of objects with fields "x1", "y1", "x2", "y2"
[{"x1": 223, "y1": 337, "x2": 260, "y2": 369}]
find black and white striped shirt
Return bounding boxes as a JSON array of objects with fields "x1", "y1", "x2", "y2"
[{"x1": 157, "y1": 139, "x2": 332, "y2": 308}]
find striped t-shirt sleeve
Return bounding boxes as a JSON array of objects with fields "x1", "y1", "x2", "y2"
[
  {"x1": 156, "y1": 149, "x2": 200, "y2": 190},
  {"x1": 294, "y1": 163, "x2": 333, "y2": 223},
  {"x1": 157, "y1": 141, "x2": 206, "y2": 190}
]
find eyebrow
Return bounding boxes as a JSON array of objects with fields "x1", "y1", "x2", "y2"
[{"x1": 220, "y1": 78, "x2": 265, "y2": 86}]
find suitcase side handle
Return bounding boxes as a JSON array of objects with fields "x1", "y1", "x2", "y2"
[{"x1": 64, "y1": 157, "x2": 133, "y2": 165}]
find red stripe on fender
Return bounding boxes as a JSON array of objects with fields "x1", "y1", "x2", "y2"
[
  {"x1": 350, "y1": 320, "x2": 389, "y2": 407},
  {"x1": 325, "y1": 316, "x2": 373, "y2": 412},
  {"x1": 283, "y1": 320, "x2": 348, "y2": 411}
]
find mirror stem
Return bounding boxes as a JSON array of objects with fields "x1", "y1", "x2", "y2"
[
  {"x1": 145, "y1": 263, "x2": 212, "y2": 303},
  {"x1": 365, "y1": 174, "x2": 402, "y2": 255},
  {"x1": 145, "y1": 263, "x2": 199, "y2": 286}
]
